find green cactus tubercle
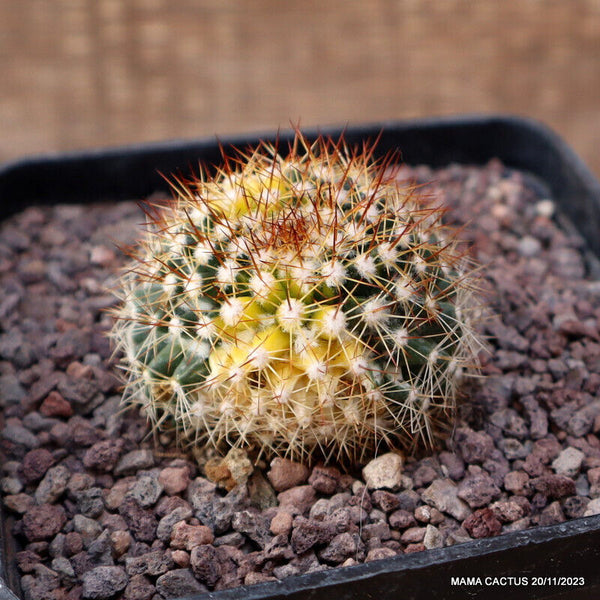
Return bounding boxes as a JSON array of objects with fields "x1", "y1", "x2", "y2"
[{"x1": 110, "y1": 133, "x2": 482, "y2": 463}]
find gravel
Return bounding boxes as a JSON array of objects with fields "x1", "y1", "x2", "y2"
[{"x1": 3, "y1": 161, "x2": 600, "y2": 597}]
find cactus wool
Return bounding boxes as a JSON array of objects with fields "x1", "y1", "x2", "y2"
[{"x1": 110, "y1": 132, "x2": 483, "y2": 464}]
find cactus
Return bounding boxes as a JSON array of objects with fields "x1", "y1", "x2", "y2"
[{"x1": 110, "y1": 132, "x2": 483, "y2": 463}]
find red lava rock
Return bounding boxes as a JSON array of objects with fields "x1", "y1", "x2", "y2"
[
  {"x1": 412, "y1": 464, "x2": 439, "y2": 488},
  {"x1": 532, "y1": 437, "x2": 562, "y2": 463},
  {"x1": 231, "y1": 510, "x2": 272, "y2": 548},
  {"x1": 170, "y1": 522, "x2": 215, "y2": 550},
  {"x1": 531, "y1": 474, "x2": 576, "y2": 499},
  {"x1": 83, "y1": 439, "x2": 124, "y2": 472},
  {"x1": 155, "y1": 495, "x2": 192, "y2": 518},
  {"x1": 67, "y1": 417, "x2": 102, "y2": 448},
  {"x1": 22, "y1": 503, "x2": 67, "y2": 541},
  {"x1": 563, "y1": 496, "x2": 590, "y2": 519},
  {"x1": 16, "y1": 550, "x2": 42, "y2": 573},
  {"x1": 64, "y1": 531, "x2": 83, "y2": 557},
  {"x1": 267, "y1": 458, "x2": 310, "y2": 492},
  {"x1": 463, "y1": 508, "x2": 502, "y2": 538},
  {"x1": 490, "y1": 500, "x2": 526, "y2": 523},
  {"x1": 587, "y1": 466, "x2": 600, "y2": 490},
  {"x1": 439, "y1": 451, "x2": 466, "y2": 480},
  {"x1": 22, "y1": 448, "x2": 55, "y2": 483},
  {"x1": 40, "y1": 391, "x2": 73, "y2": 418},
  {"x1": 308, "y1": 464, "x2": 341, "y2": 495},
  {"x1": 457, "y1": 467, "x2": 501, "y2": 508},
  {"x1": 190, "y1": 545, "x2": 221, "y2": 587},
  {"x1": 277, "y1": 485, "x2": 316, "y2": 515},
  {"x1": 82, "y1": 565, "x2": 127, "y2": 599},
  {"x1": 318, "y1": 532, "x2": 363, "y2": 563},
  {"x1": 269, "y1": 511, "x2": 293, "y2": 536},
  {"x1": 171, "y1": 550, "x2": 190, "y2": 567},
  {"x1": 124, "y1": 574, "x2": 154, "y2": 600},
  {"x1": 158, "y1": 466, "x2": 191, "y2": 495},
  {"x1": 454, "y1": 428, "x2": 495, "y2": 464},
  {"x1": 90, "y1": 245, "x2": 116, "y2": 267},
  {"x1": 125, "y1": 549, "x2": 174, "y2": 576},
  {"x1": 366, "y1": 547, "x2": 397, "y2": 561},
  {"x1": 539, "y1": 501, "x2": 566, "y2": 526},
  {"x1": 290, "y1": 516, "x2": 336, "y2": 554},
  {"x1": 504, "y1": 470, "x2": 531, "y2": 496},
  {"x1": 118, "y1": 497, "x2": 158, "y2": 542},
  {"x1": 49, "y1": 422, "x2": 70, "y2": 447},
  {"x1": 110, "y1": 530, "x2": 132, "y2": 557},
  {"x1": 400, "y1": 526, "x2": 426, "y2": 544},
  {"x1": 20, "y1": 564, "x2": 61, "y2": 600},
  {"x1": 2, "y1": 493, "x2": 35, "y2": 514},
  {"x1": 245, "y1": 572, "x2": 277, "y2": 586},
  {"x1": 388, "y1": 509, "x2": 416, "y2": 530},
  {"x1": 156, "y1": 568, "x2": 206, "y2": 596},
  {"x1": 371, "y1": 490, "x2": 401, "y2": 513},
  {"x1": 363, "y1": 524, "x2": 391, "y2": 546},
  {"x1": 414, "y1": 505, "x2": 432, "y2": 523}
]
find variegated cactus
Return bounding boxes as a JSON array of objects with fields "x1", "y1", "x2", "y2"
[{"x1": 110, "y1": 132, "x2": 483, "y2": 463}]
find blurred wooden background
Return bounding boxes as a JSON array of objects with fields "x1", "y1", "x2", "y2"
[{"x1": 2, "y1": 0, "x2": 599, "y2": 174}]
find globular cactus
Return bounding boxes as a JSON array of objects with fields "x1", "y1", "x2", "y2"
[{"x1": 110, "y1": 132, "x2": 483, "y2": 463}]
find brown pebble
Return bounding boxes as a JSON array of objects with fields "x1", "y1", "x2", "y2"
[
  {"x1": 90, "y1": 245, "x2": 116, "y2": 266},
  {"x1": 110, "y1": 530, "x2": 132, "y2": 556},
  {"x1": 83, "y1": 439, "x2": 124, "y2": 472},
  {"x1": 371, "y1": 490, "x2": 401, "y2": 513},
  {"x1": 118, "y1": 497, "x2": 158, "y2": 543},
  {"x1": 3, "y1": 493, "x2": 35, "y2": 514},
  {"x1": 267, "y1": 458, "x2": 310, "y2": 492},
  {"x1": 67, "y1": 472, "x2": 95, "y2": 495},
  {"x1": 64, "y1": 532, "x2": 83, "y2": 556},
  {"x1": 290, "y1": 517, "x2": 336, "y2": 554},
  {"x1": 365, "y1": 547, "x2": 397, "y2": 562},
  {"x1": 40, "y1": 391, "x2": 73, "y2": 418},
  {"x1": 22, "y1": 504, "x2": 67, "y2": 542},
  {"x1": 278, "y1": 485, "x2": 317, "y2": 515},
  {"x1": 190, "y1": 545, "x2": 221, "y2": 587},
  {"x1": 159, "y1": 466, "x2": 190, "y2": 496},
  {"x1": 504, "y1": 471, "x2": 530, "y2": 496},
  {"x1": 463, "y1": 508, "x2": 502, "y2": 538},
  {"x1": 455, "y1": 428, "x2": 495, "y2": 464},
  {"x1": 389, "y1": 509, "x2": 416, "y2": 530},
  {"x1": 16, "y1": 550, "x2": 42, "y2": 573},
  {"x1": 170, "y1": 522, "x2": 214, "y2": 551},
  {"x1": 531, "y1": 474, "x2": 576, "y2": 499},
  {"x1": 22, "y1": 448, "x2": 55, "y2": 483},
  {"x1": 269, "y1": 511, "x2": 293, "y2": 536},
  {"x1": 414, "y1": 505, "x2": 432, "y2": 523},
  {"x1": 155, "y1": 496, "x2": 192, "y2": 518},
  {"x1": 400, "y1": 526, "x2": 426, "y2": 544},
  {"x1": 105, "y1": 478, "x2": 134, "y2": 510},
  {"x1": 539, "y1": 501, "x2": 566, "y2": 526},
  {"x1": 308, "y1": 464, "x2": 341, "y2": 495},
  {"x1": 490, "y1": 500, "x2": 526, "y2": 523},
  {"x1": 171, "y1": 550, "x2": 190, "y2": 567},
  {"x1": 245, "y1": 572, "x2": 278, "y2": 586},
  {"x1": 65, "y1": 361, "x2": 94, "y2": 379}
]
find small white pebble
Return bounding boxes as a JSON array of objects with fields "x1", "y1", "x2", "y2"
[
  {"x1": 535, "y1": 199, "x2": 555, "y2": 218},
  {"x1": 517, "y1": 235, "x2": 542, "y2": 258}
]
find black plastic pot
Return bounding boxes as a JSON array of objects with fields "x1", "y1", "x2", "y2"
[{"x1": 2, "y1": 115, "x2": 600, "y2": 600}]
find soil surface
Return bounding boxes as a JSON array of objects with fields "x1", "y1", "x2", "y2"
[{"x1": 3, "y1": 160, "x2": 600, "y2": 600}]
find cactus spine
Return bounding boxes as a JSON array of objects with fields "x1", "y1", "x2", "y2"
[{"x1": 110, "y1": 133, "x2": 483, "y2": 463}]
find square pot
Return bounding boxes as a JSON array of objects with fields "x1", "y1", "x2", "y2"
[{"x1": 1, "y1": 115, "x2": 600, "y2": 600}]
